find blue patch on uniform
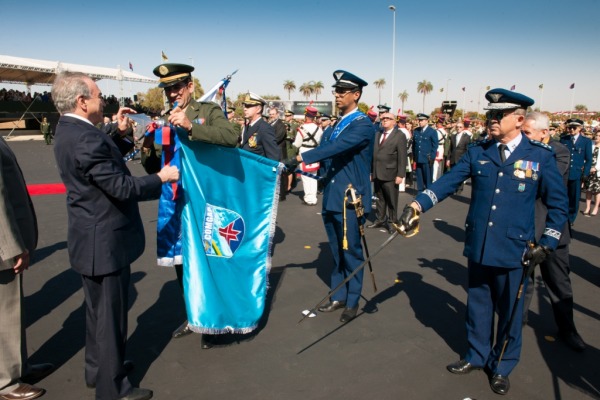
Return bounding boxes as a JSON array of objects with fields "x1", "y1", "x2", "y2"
[{"x1": 203, "y1": 203, "x2": 245, "y2": 258}]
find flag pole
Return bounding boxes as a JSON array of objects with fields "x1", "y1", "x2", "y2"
[{"x1": 570, "y1": 85, "x2": 575, "y2": 118}]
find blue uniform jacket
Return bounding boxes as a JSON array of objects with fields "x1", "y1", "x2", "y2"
[
  {"x1": 415, "y1": 134, "x2": 568, "y2": 268},
  {"x1": 559, "y1": 134, "x2": 593, "y2": 180},
  {"x1": 301, "y1": 115, "x2": 375, "y2": 213},
  {"x1": 412, "y1": 125, "x2": 438, "y2": 163}
]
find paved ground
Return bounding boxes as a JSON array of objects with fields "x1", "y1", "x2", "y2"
[{"x1": 6, "y1": 137, "x2": 600, "y2": 400}]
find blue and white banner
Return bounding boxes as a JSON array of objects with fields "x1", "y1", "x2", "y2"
[{"x1": 179, "y1": 136, "x2": 282, "y2": 334}]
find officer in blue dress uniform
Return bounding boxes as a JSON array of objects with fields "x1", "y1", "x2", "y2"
[
  {"x1": 399, "y1": 88, "x2": 568, "y2": 395},
  {"x1": 559, "y1": 118, "x2": 593, "y2": 225},
  {"x1": 290, "y1": 70, "x2": 375, "y2": 323},
  {"x1": 412, "y1": 113, "x2": 438, "y2": 191}
]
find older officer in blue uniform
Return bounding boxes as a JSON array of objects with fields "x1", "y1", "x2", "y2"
[
  {"x1": 399, "y1": 88, "x2": 568, "y2": 395},
  {"x1": 559, "y1": 118, "x2": 592, "y2": 225},
  {"x1": 412, "y1": 113, "x2": 438, "y2": 191},
  {"x1": 290, "y1": 70, "x2": 375, "y2": 323}
]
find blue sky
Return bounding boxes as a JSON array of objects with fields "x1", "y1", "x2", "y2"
[{"x1": 3, "y1": 0, "x2": 600, "y2": 114}]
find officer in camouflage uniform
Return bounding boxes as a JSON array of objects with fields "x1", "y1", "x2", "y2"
[{"x1": 141, "y1": 63, "x2": 238, "y2": 347}]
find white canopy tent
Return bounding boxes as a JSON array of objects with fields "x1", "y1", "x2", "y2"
[{"x1": 0, "y1": 54, "x2": 156, "y2": 85}]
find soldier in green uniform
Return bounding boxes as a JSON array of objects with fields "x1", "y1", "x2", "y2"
[
  {"x1": 141, "y1": 63, "x2": 239, "y2": 347},
  {"x1": 227, "y1": 106, "x2": 242, "y2": 137},
  {"x1": 40, "y1": 116, "x2": 52, "y2": 145},
  {"x1": 283, "y1": 109, "x2": 300, "y2": 192}
]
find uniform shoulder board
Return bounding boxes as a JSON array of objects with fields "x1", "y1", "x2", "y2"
[
  {"x1": 468, "y1": 138, "x2": 491, "y2": 148},
  {"x1": 529, "y1": 139, "x2": 553, "y2": 151}
]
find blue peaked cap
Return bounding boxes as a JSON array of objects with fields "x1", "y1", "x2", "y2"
[
  {"x1": 332, "y1": 70, "x2": 368, "y2": 89},
  {"x1": 484, "y1": 88, "x2": 534, "y2": 110}
]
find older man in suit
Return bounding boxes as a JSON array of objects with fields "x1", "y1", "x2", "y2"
[
  {"x1": 52, "y1": 72, "x2": 179, "y2": 400},
  {"x1": 368, "y1": 112, "x2": 407, "y2": 233},
  {"x1": 0, "y1": 138, "x2": 54, "y2": 400},
  {"x1": 559, "y1": 118, "x2": 593, "y2": 225},
  {"x1": 521, "y1": 112, "x2": 585, "y2": 352},
  {"x1": 446, "y1": 120, "x2": 472, "y2": 193}
]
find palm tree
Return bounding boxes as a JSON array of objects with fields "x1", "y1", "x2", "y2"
[
  {"x1": 398, "y1": 90, "x2": 409, "y2": 114},
  {"x1": 283, "y1": 80, "x2": 296, "y2": 101},
  {"x1": 416, "y1": 80, "x2": 433, "y2": 113},
  {"x1": 299, "y1": 83, "x2": 313, "y2": 100},
  {"x1": 313, "y1": 81, "x2": 324, "y2": 100},
  {"x1": 374, "y1": 78, "x2": 386, "y2": 105}
]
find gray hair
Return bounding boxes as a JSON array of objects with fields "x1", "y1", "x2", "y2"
[
  {"x1": 524, "y1": 111, "x2": 550, "y2": 131},
  {"x1": 51, "y1": 72, "x2": 92, "y2": 114}
]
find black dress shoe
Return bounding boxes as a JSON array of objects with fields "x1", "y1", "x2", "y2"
[
  {"x1": 489, "y1": 374, "x2": 510, "y2": 395},
  {"x1": 201, "y1": 334, "x2": 215, "y2": 350},
  {"x1": 21, "y1": 363, "x2": 54, "y2": 383},
  {"x1": 0, "y1": 383, "x2": 45, "y2": 400},
  {"x1": 560, "y1": 331, "x2": 586, "y2": 352},
  {"x1": 446, "y1": 359, "x2": 481, "y2": 375},
  {"x1": 367, "y1": 222, "x2": 383, "y2": 229},
  {"x1": 118, "y1": 387, "x2": 153, "y2": 400},
  {"x1": 318, "y1": 300, "x2": 346, "y2": 313},
  {"x1": 340, "y1": 306, "x2": 358, "y2": 323},
  {"x1": 172, "y1": 321, "x2": 193, "y2": 339}
]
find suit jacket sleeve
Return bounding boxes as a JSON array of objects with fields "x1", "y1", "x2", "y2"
[
  {"x1": 77, "y1": 130, "x2": 162, "y2": 202},
  {"x1": 0, "y1": 140, "x2": 36, "y2": 263},
  {"x1": 274, "y1": 120, "x2": 287, "y2": 145},
  {"x1": 583, "y1": 138, "x2": 593, "y2": 177},
  {"x1": 396, "y1": 130, "x2": 407, "y2": 178}
]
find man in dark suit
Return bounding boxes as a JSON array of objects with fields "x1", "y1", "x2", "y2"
[
  {"x1": 446, "y1": 120, "x2": 472, "y2": 193},
  {"x1": 0, "y1": 137, "x2": 54, "y2": 400},
  {"x1": 368, "y1": 112, "x2": 407, "y2": 233},
  {"x1": 559, "y1": 118, "x2": 593, "y2": 225},
  {"x1": 400, "y1": 89, "x2": 568, "y2": 395},
  {"x1": 290, "y1": 70, "x2": 375, "y2": 323},
  {"x1": 268, "y1": 107, "x2": 289, "y2": 200},
  {"x1": 521, "y1": 112, "x2": 585, "y2": 352},
  {"x1": 412, "y1": 113, "x2": 438, "y2": 191},
  {"x1": 52, "y1": 71, "x2": 179, "y2": 400},
  {"x1": 240, "y1": 93, "x2": 280, "y2": 161}
]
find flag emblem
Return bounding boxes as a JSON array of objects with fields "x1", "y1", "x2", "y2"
[{"x1": 203, "y1": 203, "x2": 245, "y2": 257}]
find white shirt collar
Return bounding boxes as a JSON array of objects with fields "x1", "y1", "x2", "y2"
[{"x1": 64, "y1": 113, "x2": 93, "y2": 126}]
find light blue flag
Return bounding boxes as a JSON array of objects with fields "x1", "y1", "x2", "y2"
[{"x1": 179, "y1": 136, "x2": 282, "y2": 334}]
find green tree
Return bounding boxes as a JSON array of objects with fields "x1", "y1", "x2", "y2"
[
  {"x1": 575, "y1": 104, "x2": 588, "y2": 112},
  {"x1": 193, "y1": 77, "x2": 204, "y2": 100},
  {"x1": 417, "y1": 80, "x2": 433, "y2": 113},
  {"x1": 398, "y1": 90, "x2": 409, "y2": 114},
  {"x1": 358, "y1": 102, "x2": 369, "y2": 114},
  {"x1": 299, "y1": 82, "x2": 313, "y2": 100},
  {"x1": 138, "y1": 87, "x2": 165, "y2": 113},
  {"x1": 313, "y1": 81, "x2": 324, "y2": 100},
  {"x1": 283, "y1": 80, "x2": 296, "y2": 101},
  {"x1": 374, "y1": 78, "x2": 386, "y2": 105}
]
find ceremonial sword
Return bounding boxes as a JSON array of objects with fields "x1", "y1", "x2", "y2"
[
  {"x1": 298, "y1": 221, "x2": 418, "y2": 324},
  {"x1": 496, "y1": 241, "x2": 536, "y2": 368}
]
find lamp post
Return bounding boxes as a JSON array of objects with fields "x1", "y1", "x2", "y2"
[{"x1": 389, "y1": 5, "x2": 396, "y2": 110}]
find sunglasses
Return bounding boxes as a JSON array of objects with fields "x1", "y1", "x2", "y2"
[
  {"x1": 485, "y1": 110, "x2": 516, "y2": 121},
  {"x1": 380, "y1": 117, "x2": 394, "y2": 121},
  {"x1": 332, "y1": 88, "x2": 357, "y2": 96}
]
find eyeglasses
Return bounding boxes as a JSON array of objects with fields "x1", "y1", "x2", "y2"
[
  {"x1": 332, "y1": 89, "x2": 356, "y2": 96},
  {"x1": 567, "y1": 126, "x2": 579, "y2": 130},
  {"x1": 85, "y1": 93, "x2": 104, "y2": 102},
  {"x1": 485, "y1": 110, "x2": 516, "y2": 122},
  {"x1": 164, "y1": 83, "x2": 187, "y2": 93},
  {"x1": 380, "y1": 117, "x2": 394, "y2": 121},
  {"x1": 243, "y1": 103, "x2": 259, "y2": 108}
]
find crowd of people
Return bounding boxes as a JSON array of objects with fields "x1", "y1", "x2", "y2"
[
  {"x1": 0, "y1": 87, "x2": 134, "y2": 107},
  {"x1": 0, "y1": 64, "x2": 597, "y2": 400}
]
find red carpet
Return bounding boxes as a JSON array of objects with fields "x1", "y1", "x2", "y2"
[{"x1": 27, "y1": 183, "x2": 66, "y2": 196}]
